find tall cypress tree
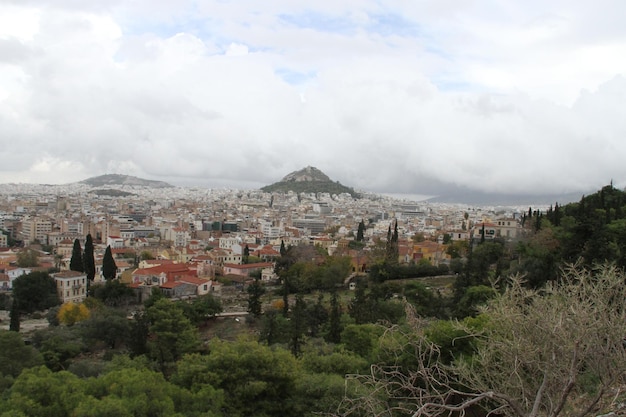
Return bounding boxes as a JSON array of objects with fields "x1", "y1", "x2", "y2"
[
  {"x1": 83, "y1": 234, "x2": 96, "y2": 281},
  {"x1": 326, "y1": 290, "x2": 342, "y2": 344},
  {"x1": 356, "y1": 220, "x2": 365, "y2": 242},
  {"x1": 102, "y1": 245, "x2": 117, "y2": 280},
  {"x1": 70, "y1": 239, "x2": 84, "y2": 272}
]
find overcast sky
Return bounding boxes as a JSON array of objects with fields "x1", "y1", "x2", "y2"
[{"x1": 1, "y1": 1, "x2": 626, "y2": 196}]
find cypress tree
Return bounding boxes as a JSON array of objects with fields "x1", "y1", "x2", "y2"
[
  {"x1": 69, "y1": 239, "x2": 84, "y2": 272},
  {"x1": 356, "y1": 220, "x2": 365, "y2": 242},
  {"x1": 83, "y1": 234, "x2": 96, "y2": 281},
  {"x1": 243, "y1": 245, "x2": 250, "y2": 264},
  {"x1": 102, "y1": 245, "x2": 117, "y2": 280},
  {"x1": 247, "y1": 278, "x2": 265, "y2": 318},
  {"x1": 9, "y1": 300, "x2": 20, "y2": 332},
  {"x1": 326, "y1": 290, "x2": 342, "y2": 344}
]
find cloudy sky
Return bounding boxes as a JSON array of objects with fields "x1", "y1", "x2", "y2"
[{"x1": 1, "y1": 0, "x2": 626, "y2": 196}]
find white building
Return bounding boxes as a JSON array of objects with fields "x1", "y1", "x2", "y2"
[{"x1": 54, "y1": 270, "x2": 88, "y2": 303}]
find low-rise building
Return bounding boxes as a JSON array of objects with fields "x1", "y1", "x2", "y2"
[{"x1": 54, "y1": 270, "x2": 87, "y2": 303}]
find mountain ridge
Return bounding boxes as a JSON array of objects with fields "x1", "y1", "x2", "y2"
[
  {"x1": 261, "y1": 166, "x2": 359, "y2": 197},
  {"x1": 79, "y1": 174, "x2": 173, "y2": 188}
]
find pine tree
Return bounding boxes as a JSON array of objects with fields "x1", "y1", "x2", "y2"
[
  {"x1": 102, "y1": 245, "x2": 117, "y2": 280},
  {"x1": 70, "y1": 239, "x2": 84, "y2": 272},
  {"x1": 280, "y1": 240, "x2": 286, "y2": 256},
  {"x1": 83, "y1": 234, "x2": 96, "y2": 282}
]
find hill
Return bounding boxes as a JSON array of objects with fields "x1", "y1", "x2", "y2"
[
  {"x1": 79, "y1": 174, "x2": 173, "y2": 188},
  {"x1": 261, "y1": 166, "x2": 359, "y2": 197}
]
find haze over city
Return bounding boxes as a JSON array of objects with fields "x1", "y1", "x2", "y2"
[{"x1": 1, "y1": 1, "x2": 626, "y2": 197}]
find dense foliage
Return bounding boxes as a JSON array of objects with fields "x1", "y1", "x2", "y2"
[{"x1": 3, "y1": 184, "x2": 626, "y2": 416}]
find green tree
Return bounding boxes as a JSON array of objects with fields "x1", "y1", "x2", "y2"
[
  {"x1": 101, "y1": 245, "x2": 117, "y2": 280},
  {"x1": 69, "y1": 239, "x2": 84, "y2": 272},
  {"x1": 82, "y1": 234, "x2": 95, "y2": 282},
  {"x1": 178, "y1": 294, "x2": 223, "y2": 326},
  {"x1": 339, "y1": 264, "x2": 626, "y2": 417},
  {"x1": 11, "y1": 271, "x2": 60, "y2": 331},
  {"x1": 2, "y1": 366, "x2": 85, "y2": 417},
  {"x1": 259, "y1": 309, "x2": 291, "y2": 345},
  {"x1": 243, "y1": 244, "x2": 250, "y2": 264},
  {"x1": 289, "y1": 294, "x2": 307, "y2": 356},
  {"x1": 0, "y1": 330, "x2": 43, "y2": 390},
  {"x1": 356, "y1": 219, "x2": 365, "y2": 242},
  {"x1": 16, "y1": 249, "x2": 38, "y2": 267},
  {"x1": 173, "y1": 338, "x2": 301, "y2": 416},
  {"x1": 325, "y1": 290, "x2": 343, "y2": 344},
  {"x1": 89, "y1": 280, "x2": 135, "y2": 307},
  {"x1": 145, "y1": 298, "x2": 199, "y2": 369},
  {"x1": 247, "y1": 278, "x2": 265, "y2": 318}
]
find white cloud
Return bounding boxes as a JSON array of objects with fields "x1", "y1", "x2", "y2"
[{"x1": 0, "y1": 1, "x2": 625, "y2": 197}]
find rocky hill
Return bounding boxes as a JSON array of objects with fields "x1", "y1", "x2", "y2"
[
  {"x1": 261, "y1": 166, "x2": 358, "y2": 197},
  {"x1": 79, "y1": 174, "x2": 173, "y2": 188}
]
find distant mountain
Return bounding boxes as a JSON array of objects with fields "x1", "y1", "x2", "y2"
[
  {"x1": 80, "y1": 174, "x2": 173, "y2": 188},
  {"x1": 261, "y1": 166, "x2": 359, "y2": 197}
]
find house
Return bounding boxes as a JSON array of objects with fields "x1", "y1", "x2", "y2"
[
  {"x1": 179, "y1": 276, "x2": 214, "y2": 295},
  {"x1": 251, "y1": 245, "x2": 281, "y2": 261},
  {"x1": 412, "y1": 241, "x2": 448, "y2": 266},
  {"x1": 107, "y1": 236, "x2": 125, "y2": 249},
  {"x1": 159, "y1": 281, "x2": 197, "y2": 299},
  {"x1": 223, "y1": 262, "x2": 274, "y2": 277},
  {"x1": 6, "y1": 267, "x2": 32, "y2": 289},
  {"x1": 494, "y1": 218, "x2": 522, "y2": 239},
  {"x1": 131, "y1": 263, "x2": 192, "y2": 286},
  {"x1": 0, "y1": 273, "x2": 9, "y2": 291},
  {"x1": 54, "y1": 270, "x2": 87, "y2": 303},
  {"x1": 472, "y1": 222, "x2": 498, "y2": 242}
]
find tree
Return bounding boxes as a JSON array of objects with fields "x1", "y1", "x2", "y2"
[
  {"x1": 243, "y1": 244, "x2": 250, "y2": 264},
  {"x1": 325, "y1": 290, "x2": 343, "y2": 344},
  {"x1": 0, "y1": 330, "x2": 43, "y2": 388},
  {"x1": 90, "y1": 280, "x2": 136, "y2": 307},
  {"x1": 11, "y1": 271, "x2": 60, "y2": 331},
  {"x1": 172, "y1": 338, "x2": 300, "y2": 416},
  {"x1": 289, "y1": 294, "x2": 307, "y2": 356},
  {"x1": 83, "y1": 234, "x2": 96, "y2": 282},
  {"x1": 101, "y1": 245, "x2": 117, "y2": 280},
  {"x1": 145, "y1": 298, "x2": 199, "y2": 369},
  {"x1": 356, "y1": 220, "x2": 365, "y2": 242},
  {"x1": 339, "y1": 263, "x2": 626, "y2": 417},
  {"x1": 247, "y1": 278, "x2": 265, "y2": 318},
  {"x1": 69, "y1": 239, "x2": 84, "y2": 272},
  {"x1": 16, "y1": 249, "x2": 39, "y2": 267},
  {"x1": 178, "y1": 294, "x2": 223, "y2": 326},
  {"x1": 57, "y1": 302, "x2": 90, "y2": 326}
]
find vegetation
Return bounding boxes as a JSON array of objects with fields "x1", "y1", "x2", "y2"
[
  {"x1": 3, "y1": 184, "x2": 626, "y2": 416},
  {"x1": 101, "y1": 245, "x2": 117, "y2": 280},
  {"x1": 69, "y1": 239, "x2": 84, "y2": 272},
  {"x1": 83, "y1": 234, "x2": 95, "y2": 281}
]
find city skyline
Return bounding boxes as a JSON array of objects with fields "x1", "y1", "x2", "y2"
[{"x1": 1, "y1": 1, "x2": 626, "y2": 196}]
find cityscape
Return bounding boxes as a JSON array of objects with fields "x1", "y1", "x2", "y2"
[{"x1": 0, "y1": 170, "x2": 530, "y2": 306}]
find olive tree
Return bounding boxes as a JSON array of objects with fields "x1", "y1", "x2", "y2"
[{"x1": 338, "y1": 263, "x2": 626, "y2": 417}]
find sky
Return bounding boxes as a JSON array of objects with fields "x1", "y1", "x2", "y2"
[{"x1": 1, "y1": 0, "x2": 626, "y2": 196}]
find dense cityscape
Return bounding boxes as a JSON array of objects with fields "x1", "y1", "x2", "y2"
[{"x1": 0, "y1": 174, "x2": 526, "y2": 301}]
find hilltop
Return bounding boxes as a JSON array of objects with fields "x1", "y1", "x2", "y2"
[
  {"x1": 261, "y1": 166, "x2": 359, "y2": 197},
  {"x1": 79, "y1": 174, "x2": 173, "y2": 188}
]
